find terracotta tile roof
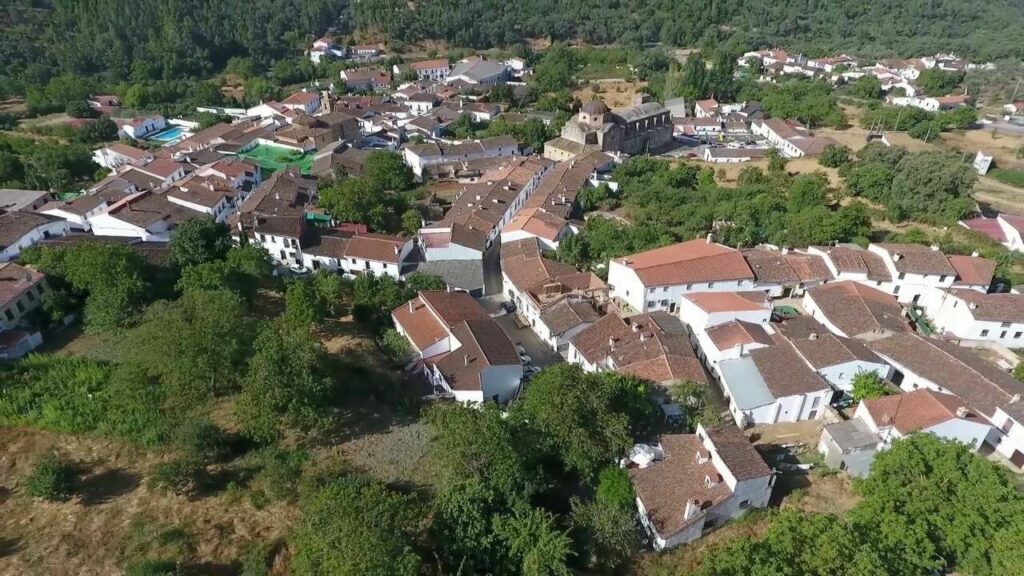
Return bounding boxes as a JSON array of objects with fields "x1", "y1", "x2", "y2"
[
  {"x1": 105, "y1": 142, "x2": 150, "y2": 161},
  {"x1": 281, "y1": 91, "x2": 320, "y2": 106},
  {"x1": 304, "y1": 231, "x2": 407, "y2": 264},
  {"x1": 814, "y1": 245, "x2": 892, "y2": 282},
  {"x1": 137, "y1": 158, "x2": 184, "y2": 179},
  {"x1": 862, "y1": 389, "x2": 983, "y2": 435},
  {"x1": 629, "y1": 434, "x2": 731, "y2": 538},
  {"x1": 749, "y1": 343, "x2": 829, "y2": 397},
  {"x1": 959, "y1": 217, "x2": 1007, "y2": 243},
  {"x1": 776, "y1": 317, "x2": 882, "y2": 368},
  {"x1": 615, "y1": 239, "x2": 754, "y2": 287},
  {"x1": 946, "y1": 289, "x2": 1024, "y2": 323},
  {"x1": 38, "y1": 194, "x2": 106, "y2": 217},
  {"x1": 805, "y1": 281, "x2": 909, "y2": 337},
  {"x1": 706, "y1": 320, "x2": 774, "y2": 351},
  {"x1": 391, "y1": 291, "x2": 489, "y2": 352},
  {"x1": 683, "y1": 291, "x2": 768, "y2": 314},
  {"x1": 629, "y1": 426, "x2": 770, "y2": 538},
  {"x1": 571, "y1": 311, "x2": 706, "y2": 384},
  {"x1": 0, "y1": 212, "x2": 63, "y2": 249},
  {"x1": 539, "y1": 299, "x2": 602, "y2": 335},
  {"x1": 744, "y1": 249, "x2": 834, "y2": 285},
  {"x1": 431, "y1": 319, "x2": 519, "y2": 391},
  {"x1": 874, "y1": 244, "x2": 957, "y2": 276},
  {"x1": 0, "y1": 262, "x2": 45, "y2": 307},
  {"x1": 868, "y1": 333, "x2": 1024, "y2": 418},
  {"x1": 502, "y1": 207, "x2": 567, "y2": 241},
  {"x1": 410, "y1": 58, "x2": 449, "y2": 70},
  {"x1": 947, "y1": 255, "x2": 996, "y2": 287},
  {"x1": 525, "y1": 152, "x2": 613, "y2": 219}
]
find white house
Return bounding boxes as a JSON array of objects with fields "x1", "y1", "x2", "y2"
[
  {"x1": 88, "y1": 191, "x2": 177, "y2": 241},
  {"x1": 0, "y1": 212, "x2": 70, "y2": 262},
  {"x1": 694, "y1": 320, "x2": 775, "y2": 377},
  {"x1": 419, "y1": 158, "x2": 549, "y2": 262},
  {"x1": 694, "y1": 98, "x2": 720, "y2": 118},
  {"x1": 0, "y1": 262, "x2": 48, "y2": 331},
  {"x1": 742, "y1": 247, "x2": 834, "y2": 298},
  {"x1": 867, "y1": 243, "x2": 957, "y2": 304},
  {"x1": 889, "y1": 95, "x2": 970, "y2": 112},
  {"x1": 678, "y1": 291, "x2": 772, "y2": 332},
  {"x1": 402, "y1": 135, "x2": 519, "y2": 178},
  {"x1": 920, "y1": 289, "x2": 1024, "y2": 347},
  {"x1": 802, "y1": 281, "x2": 910, "y2": 341},
  {"x1": 607, "y1": 238, "x2": 756, "y2": 314},
  {"x1": 868, "y1": 332, "x2": 1024, "y2": 469},
  {"x1": 303, "y1": 231, "x2": 414, "y2": 279},
  {"x1": 717, "y1": 343, "x2": 833, "y2": 427},
  {"x1": 857, "y1": 389, "x2": 992, "y2": 452},
  {"x1": 702, "y1": 147, "x2": 768, "y2": 163},
  {"x1": 500, "y1": 237, "x2": 606, "y2": 353},
  {"x1": 775, "y1": 316, "x2": 892, "y2": 393},
  {"x1": 392, "y1": 291, "x2": 522, "y2": 403},
  {"x1": 567, "y1": 311, "x2": 708, "y2": 387},
  {"x1": 116, "y1": 115, "x2": 167, "y2": 140},
  {"x1": 92, "y1": 142, "x2": 152, "y2": 170},
  {"x1": 501, "y1": 207, "x2": 572, "y2": 251},
  {"x1": 750, "y1": 118, "x2": 835, "y2": 158},
  {"x1": 37, "y1": 194, "x2": 109, "y2": 231},
  {"x1": 279, "y1": 91, "x2": 322, "y2": 115},
  {"x1": 630, "y1": 424, "x2": 774, "y2": 550},
  {"x1": 401, "y1": 58, "x2": 450, "y2": 81}
]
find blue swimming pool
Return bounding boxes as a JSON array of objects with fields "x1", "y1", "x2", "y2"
[{"x1": 148, "y1": 126, "x2": 186, "y2": 144}]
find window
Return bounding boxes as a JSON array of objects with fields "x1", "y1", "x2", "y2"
[
  {"x1": 811, "y1": 396, "x2": 821, "y2": 409},
  {"x1": 36, "y1": 284, "x2": 44, "y2": 295},
  {"x1": 708, "y1": 282, "x2": 715, "y2": 288},
  {"x1": 16, "y1": 302, "x2": 24, "y2": 313},
  {"x1": 649, "y1": 287, "x2": 656, "y2": 294},
  {"x1": 1015, "y1": 332, "x2": 1021, "y2": 339},
  {"x1": 4, "y1": 310, "x2": 13, "y2": 321},
  {"x1": 981, "y1": 329, "x2": 989, "y2": 337},
  {"x1": 893, "y1": 286, "x2": 900, "y2": 294},
  {"x1": 1002, "y1": 322, "x2": 1012, "y2": 328},
  {"x1": 662, "y1": 287, "x2": 669, "y2": 293},
  {"x1": 938, "y1": 275, "x2": 946, "y2": 283},
  {"x1": 1001, "y1": 331, "x2": 1008, "y2": 339},
  {"x1": 739, "y1": 499, "x2": 751, "y2": 508},
  {"x1": 25, "y1": 291, "x2": 34, "y2": 302},
  {"x1": 685, "y1": 284, "x2": 693, "y2": 290},
  {"x1": 647, "y1": 301, "x2": 655, "y2": 309}
]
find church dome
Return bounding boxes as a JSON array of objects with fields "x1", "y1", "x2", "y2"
[{"x1": 581, "y1": 100, "x2": 609, "y2": 115}]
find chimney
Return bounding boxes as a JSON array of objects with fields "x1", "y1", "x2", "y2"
[
  {"x1": 969, "y1": 302, "x2": 978, "y2": 309},
  {"x1": 409, "y1": 300, "x2": 414, "y2": 313},
  {"x1": 930, "y1": 244, "x2": 940, "y2": 251},
  {"x1": 1010, "y1": 394, "x2": 1021, "y2": 404},
  {"x1": 640, "y1": 332, "x2": 647, "y2": 342},
  {"x1": 632, "y1": 323, "x2": 640, "y2": 333},
  {"x1": 464, "y1": 354, "x2": 470, "y2": 366},
  {"x1": 609, "y1": 337, "x2": 616, "y2": 350},
  {"x1": 781, "y1": 246, "x2": 789, "y2": 255},
  {"x1": 955, "y1": 406, "x2": 970, "y2": 418},
  {"x1": 809, "y1": 332, "x2": 817, "y2": 340},
  {"x1": 893, "y1": 253, "x2": 902, "y2": 262},
  {"x1": 706, "y1": 233, "x2": 714, "y2": 244},
  {"x1": 971, "y1": 250, "x2": 980, "y2": 258},
  {"x1": 683, "y1": 499, "x2": 701, "y2": 520}
]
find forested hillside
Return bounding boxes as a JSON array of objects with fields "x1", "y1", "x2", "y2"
[
  {"x1": 2, "y1": 0, "x2": 1023, "y2": 97},
  {"x1": 353, "y1": 0, "x2": 1024, "y2": 61},
  {"x1": 1, "y1": 0, "x2": 345, "y2": 88}
]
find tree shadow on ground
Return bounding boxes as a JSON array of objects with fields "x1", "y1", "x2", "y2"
[
  {"x1": 78, "y1": 468, "x2": 141, "y2": 506},
  {"x1": 183, "y1": 560, "x2": 240, "y2": 576},
  {"x1": 0, "y1": 536, "x2": 22, "y2": 558}
]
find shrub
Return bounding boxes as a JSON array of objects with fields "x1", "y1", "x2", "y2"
[
  {"x1": 239, "y1": 542, "x2": 273, "y2": 576},
  {"x1": 125, "y1": 559, "x2": 180, "y2": 576},
  {"x1": 172, "y1": 419, "x2": 233, "y2": 464},
  {"x1": 254, "y1": 448, "x2": 308, "y2": 502},
  {"x1": 24, "y1": 453, "x2": 76, "y2": 502},
  {"x1": 149, "y1": 459, "x2": 209, "y2": 496}
]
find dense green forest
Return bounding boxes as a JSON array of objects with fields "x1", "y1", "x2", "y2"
[
  {"x1": 353, "y1": 0, "x2": 1024, "y2": 61},
  {"x1": 3, "y1": 0, "x2": 1024, "y2": 101}
]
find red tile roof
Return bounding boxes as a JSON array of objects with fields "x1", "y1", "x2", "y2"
[
  {"x1": 615, "y1": 239, "x2": 754, "y2": 287},
  {"x1": 684, "y1": 291, "x2": 767, "y2": 314},
  {"x1": 947, "y1": 255, "x2": 996, "y2": 287},
  {"x1": 862, "y1": 389, "x2": 982, "y2": 435},
  {"x1": 391, "y1": 291, "x2": 489, "y2": 352}
]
